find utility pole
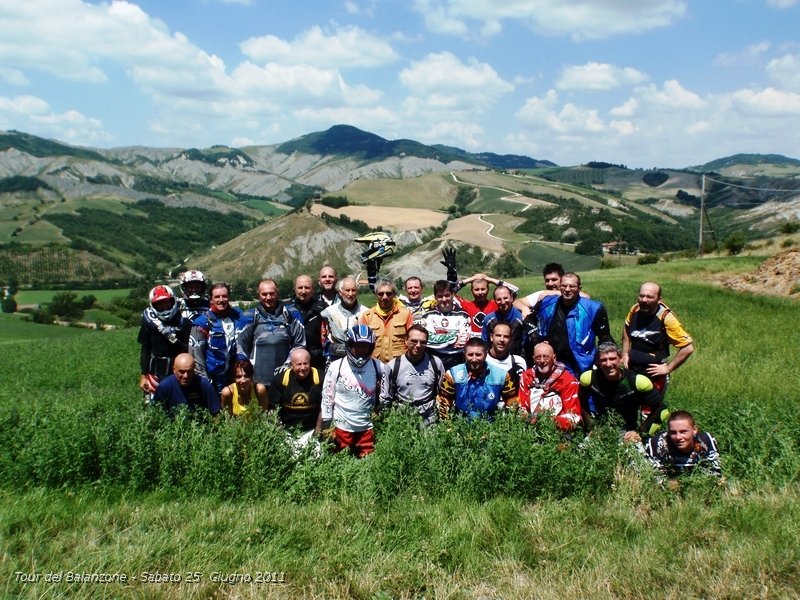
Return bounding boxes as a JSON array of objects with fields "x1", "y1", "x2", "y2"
[{"x1": 698, "y1": 173, "x2": 705, "y2": 256}]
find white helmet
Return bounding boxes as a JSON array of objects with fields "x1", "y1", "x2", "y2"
[
  {"x1": 346, "y1": 324, "x2": 376, "y2": 368},
  {"x1": 149, "y1": 285, "x2": 179, "y2": 321},
  {"x1": 179, "y1": 269, "x2": 207, "y2": 300}
]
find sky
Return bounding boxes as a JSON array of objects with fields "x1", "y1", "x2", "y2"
[{"x1": 1, "y1": 0, "x2": 799, "y2": 168}]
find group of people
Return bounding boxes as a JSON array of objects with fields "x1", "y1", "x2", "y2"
[{"x1": 137, "y1": 249, "x2": 720, "y2": 478}]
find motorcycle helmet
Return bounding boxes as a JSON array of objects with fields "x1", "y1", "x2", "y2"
[
  {"x1": 354, "y1": 231, "x2": 396, "y2": 263},
  {"x1": 179, "y1": 269, "x2": 207, "y2": 300},
  {"x1": 345, "y1": 324, "x2": 376, "y2": 368},
  {"x1": 149, "y1": 285, "x2": 179, "y2": 321}
]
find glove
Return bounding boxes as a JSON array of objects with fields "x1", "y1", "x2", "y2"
[{"x1": 440, "y1": 246, "x2": 457, "y2": 284}]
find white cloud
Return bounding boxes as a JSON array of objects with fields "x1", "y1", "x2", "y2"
[
  {"x1": 610, "y1": 98, "x2": 639, "y2": 118},
  {"x1": 0, "y1": 67, "x2": 29, "y2": 86},
  {"x1": 516, "y1": 91, "x2": 605, "y2": 135},
  {"x1": 766, "y1": 53, "x2": 800, "y2": 91},
  {"x1": 239, "y1": 25, "x2": 399, "y2": 69},
  {"x1": 344, "y1": 1, "x2": 359, "y2": 14},
  {"x1": 0, "y1": 94, "x2": 110, "y2": 144},
  {"x1": 714, "y1": 41, "x2": 771, "y2": 67},
  {"x1": 412, "y1": 0, "x2": 469, "y2": 36},
  {"x1": 557, "y1": 62, "x2": 648, "y2": 91},
  {"x1": 767, "y1": 0, "x2": 798, "y2": 7},
  {"x1": 731, "y1": 87, "x2": 800, "y2": 116},
  {"x1": 412, "y1": 0, "x2": 687, "y2": 40},
  {"x1": 637, "y1": 80, "x2": 707, "y2": 110},
  {"x1": 400, "y1": 52, "x2": 512, "y2": 99}
]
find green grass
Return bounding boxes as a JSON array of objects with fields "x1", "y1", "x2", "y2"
[
  {"x1": 240, "y1": 199, "x2": 291, "y2": 217},
  {"x1": 16, "y1": 288, "x2": 132, "y2": 306},
  {"x1": 1, "y1": 256, "x2": 799, "y2": 598},
  {"x1": 0, "y1": 312, "x2": 92, "y2": 342},
  {"x1": 82, "y1": 308, "x2": 127, "y2": 327},
  {"x1": 518, "y1": 242, "x2": 602, "y2": 273}
]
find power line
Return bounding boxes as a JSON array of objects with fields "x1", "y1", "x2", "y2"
[{"x1": 702, "y1": 175, "x2": 800, "y2": 194}]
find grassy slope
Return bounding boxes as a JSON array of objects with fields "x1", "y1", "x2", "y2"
[
  {"x1": 1, "y1": 256, "x2": 799, "y2": 599},
  {"x1": 333, "y1": 172, "x2": 456, "y2": 209}
]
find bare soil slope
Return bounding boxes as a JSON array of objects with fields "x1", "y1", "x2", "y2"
[{"x1": 720, "y1": 247, "x2": 800, "y2": 297}]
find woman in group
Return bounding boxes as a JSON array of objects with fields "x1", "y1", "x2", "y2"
[{"x1": 220, "y1": 359, "x2": 268, "y2": 416}]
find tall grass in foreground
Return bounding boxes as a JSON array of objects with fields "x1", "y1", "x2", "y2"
[
  {"x1": 1, "y1": 257, "x2": 799, "y2": 598},
  {"x1": 3, "y1": 484, "x2": 799, "y2": 599}
]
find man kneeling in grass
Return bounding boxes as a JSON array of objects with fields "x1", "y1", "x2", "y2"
[{"x1": 644, "y1": 410, "x2": 721, "y2": 478}]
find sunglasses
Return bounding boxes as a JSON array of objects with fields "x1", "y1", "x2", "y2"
[{"x1": 376, "y1": 291, "x2": 394, "y2": 297}]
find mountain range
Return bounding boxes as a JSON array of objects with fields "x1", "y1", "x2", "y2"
[{"x1": 1, "y1": 125, "x2": 799, "y2": 287}]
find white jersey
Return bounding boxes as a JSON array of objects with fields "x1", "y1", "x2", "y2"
[{"x1": 322, "y1": 357, "x2": 382, "y2": 432}]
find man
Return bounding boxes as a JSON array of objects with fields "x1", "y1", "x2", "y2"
[
  {"x1": 359, "y1": 279, "x2": 413, "y2": 363},
  {"x1": 437, "y1": 337, "x2": 518, "y2": 420},
  {"x1": 190, "y1": 283, "x2": 248, "y2": 396},
  {"x1": 153, "y1": 353, "x2": 220, "y2": 415},
  {"x1": 287, "y1": 274, "x2": 327, "y2": 371},
  {"x1": 418, "y1": 280, "x2": 472, "y2": 370},
  {"x1": 531, "y1": 272, "x2": 613, "y2": 376},
  {"x1": 380, "y1": 324, "x2": 444, "y2": 426},
  {"x1": 317, "y1": 265, "x2": 339, "y2": 307},
  {"x1": 518, "y1": 342, "x2": 581, "y2": 431},
  {"x1": 644, "y1": 410, "x2": 721, "y2": 477},
  {"x1": 320, "y1": 276, "x2": 368, "y2": 363},
  {"x1": 485, "y1": 322, "x2": 526, "y2": 391},
  {"x1": 622, "y1": 281, "x2": 694, "y2": 394},
  {"x1": 444, "y1": 246, "x2": 519, "y2": 334},
  {"x1": 178, "y1": 269, "x2": 209, "y2": 321},
  {"x1": 455, "y1": 275, "x2": 497, "y2": 335},
  {"x1": 514, "y1": 262, "x2": 564, "y2": 319},
  {"x1": 399, "y1": 276, "x2": 428, "y2": 319},
  {"x1": 579, "y1": 342, "x2": 667, "y2": 441},
  {"x1": 138, "y1": 285, "x2": 192, "y2": 399},
  {"x1": 481, "y1": 285, "x2": 526, "y2": 357},
  {"x1": 320, "y1": 325, "x2": 383, "y2": 458},
  {"x1": 268, "y1": 348, "x2": 322, "y2": 433},
  {"x1": 237, "y1": 278, "x2": 305, "y2": 387}
]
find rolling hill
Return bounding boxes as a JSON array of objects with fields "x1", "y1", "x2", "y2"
[{"x1": 1, "y1": 127, "x2": 799, "y2": 288}]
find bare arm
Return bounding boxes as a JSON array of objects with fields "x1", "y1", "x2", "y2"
[
  {"x1": 255, "y1": 383, "x2": 269, "y2": 411},
  {"x1": 647, "y1": 343, "x2": 694, "y2": 377}
]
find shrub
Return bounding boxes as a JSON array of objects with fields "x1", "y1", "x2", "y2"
[
  {"x1": 1, "y1": 295, "x2": 16, "y2": 313},
  {"x1": 637, "y1": 253, "x2": 660, "y2": 265}
]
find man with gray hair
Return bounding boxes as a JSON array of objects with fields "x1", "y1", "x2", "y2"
[
  {"x1": 320, "y1": 276, "x2": 368, "y2": 364},
  {"x1": 578, "y1": 342, "x2": 666, "y2": 441},
  {"x1": 359, "y1": 278, "x2": 413, "y2": 363}
]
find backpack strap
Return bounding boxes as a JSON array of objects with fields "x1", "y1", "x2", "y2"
[
  {"x1": 390, "y1": 356, "x2": 403, "y2": 398},
  {"x1": 283, "y1": 366, "x2": 320, "y2": 387}
]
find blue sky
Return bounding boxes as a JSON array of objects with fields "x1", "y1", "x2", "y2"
[{"x1": 1, "y1": 0, "x2": 799, "y2": 168}]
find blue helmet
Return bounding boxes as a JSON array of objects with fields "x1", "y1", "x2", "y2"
[{"x1": 346, "y1": 324, "x2": 375, "y2": 368}]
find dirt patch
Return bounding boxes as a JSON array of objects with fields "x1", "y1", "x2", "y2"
[
  {"x1": 441, "y1": 214, "x2": 505, "y2": 253},
  {"x1": 719, "y1": 248, "x2": 800, "y2": 297},
  {"x1": 310, "y1": 204, "x2": 447, "y2": 231}
]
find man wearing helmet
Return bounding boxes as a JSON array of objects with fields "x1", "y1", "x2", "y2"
[
  {"x1": 137, "y1": 284, "x2": 192, "y2": 401},
  {"x1": 178, "y1": 269, "x2": 209, "y2": 321},
  {"x1": 319, "y1": 325, "x2": 383, "y2": 457}
]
